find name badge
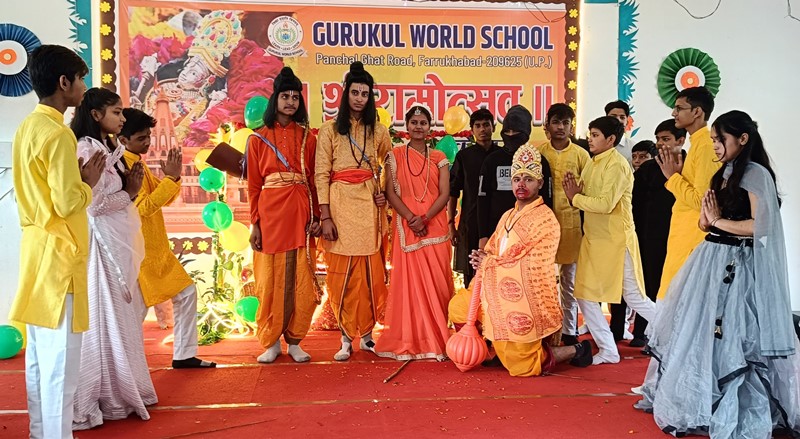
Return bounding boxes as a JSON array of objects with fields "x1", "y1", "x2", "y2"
[{"x1": 496, "y1": 166, "x2": 512, "y2": 191}]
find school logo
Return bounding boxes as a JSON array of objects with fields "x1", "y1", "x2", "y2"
[{"x1": 267, "y1": 15, "x2": 306, "y2": 57}]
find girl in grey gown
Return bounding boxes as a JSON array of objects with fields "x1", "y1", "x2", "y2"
[{"x1": 636, "y1": 110, "x2": 800, "y2": 438}]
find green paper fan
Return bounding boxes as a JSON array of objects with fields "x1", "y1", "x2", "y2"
[{"x1": 657, "y1": 48, "x2": 721, "y2": 108}]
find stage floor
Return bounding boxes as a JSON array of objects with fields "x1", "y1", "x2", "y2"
[{"x1": 0, "y1": 322, "x2": 717, "y2": 438}]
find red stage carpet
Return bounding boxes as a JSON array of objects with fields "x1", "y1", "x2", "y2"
[{"x1": 0, "y1": 322, "x2": 769, "y2": 438}]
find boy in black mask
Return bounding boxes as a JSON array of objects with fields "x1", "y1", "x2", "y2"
[{"x1": 477, "y1": 105, "x2": 552, "y2": 250}]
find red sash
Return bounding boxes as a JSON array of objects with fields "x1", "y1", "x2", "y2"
[{"x1": 331, "y1": 169, "x2": 373, "y2": 184}]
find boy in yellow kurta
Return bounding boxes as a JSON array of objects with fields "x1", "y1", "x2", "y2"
[
  {"x1": 316, "y1": 62, "x2": 391, "y2": 361},
  {"x1": 655, "y1": 86, "x2": 721, "y2": 298},
  {"x1": 9, "y1": 45, "x2": 106, "y2": 439},
  {"x1": 563, "y1": 116, "x2": 656, "y2": 365},
  {"x1": 536, "y1": 103, "x2": 589, "y2": 345},
  {"x1": 120, "y1": 108, "x2": 215, "y2": 368},
  {"x1": 470, "y1": 145, "x2": 593, "y2": 376}
]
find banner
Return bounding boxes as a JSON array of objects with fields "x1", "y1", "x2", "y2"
[{"x1": 101, "y1": 0, "x2": 581, "y2": 232}]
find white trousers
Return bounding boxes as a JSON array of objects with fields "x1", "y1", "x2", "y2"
[
  {"x1": 135, "y1": 284, "x2": 199, "y2": 360},
  {"x1": 577, "y1": 251, "x2": 656, "y2": 362},
  {"x1": 26, "y1": 294, "x2": 82, "y2": 439},
  {"x1": 559, "y1": 263, "x2": 578, "y2": 336}
]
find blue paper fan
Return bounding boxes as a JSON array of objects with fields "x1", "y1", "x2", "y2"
[{"x1": 0, "y1": 23, "x2": 42, "y2": 97}]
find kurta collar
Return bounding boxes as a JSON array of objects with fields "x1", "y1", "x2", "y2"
[
  {"x1": 544, "y1": 140, "x2": 577, "y2": 153},
  {"x1": 349, "y1": 116, "x2": 365, "y2": 128},
  {"x1": 276, "y1": 120, "x2": 297, "y2": 130},
  {"x1": 33, "y1": 104, "x2": 64, "y2": 122},
  {"x1": 471, "y1": 141, "x2": 498, "y2": 152},
  {"x1": 592, "y1": 147, "x2": 616, "y2": 162},
  {"x1": 123, "y1": 150, "x2": 142, "y2": 163},
  {"x1": 690, "y1": 125, "x2": 710, "y2": 144},
  {"x1": 514, "y1": 196, "x2": 544, "y2": 212}
]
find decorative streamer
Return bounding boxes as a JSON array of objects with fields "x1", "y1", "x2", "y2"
[
  {"x1": 0, "y1": 24, "x2": 41, "y2": 97},
  {"x1": 617, "y1": 0, "x2": 640, "y2": 137},
  {"x1": 67, "y1": 0, "x2": 93, "y2": 86}
]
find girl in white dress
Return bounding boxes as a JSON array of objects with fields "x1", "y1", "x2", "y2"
[{"x1": 70, "y1": 88, "x2": 157, "y2": 429}]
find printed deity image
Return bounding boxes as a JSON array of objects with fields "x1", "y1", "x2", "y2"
[
  {"x1": 128, "y1": 9, "x2": 287, "y2": 148},
  {"x1": 125, "y1": 8, "x2": 291, "y2": 231}
]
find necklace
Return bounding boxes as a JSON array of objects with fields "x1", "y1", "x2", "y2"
[
  {"x1": 503, "y1": 207, "x2": 524, "y2": 237},
  {"x1": 348, "y1": 125, "x2": 367, "y2": 168},
  {"x1": 271, "y1": 125, "x2": 299, "y2": 182},
  {"x1": 407, "y1": 144, "x2": 430, "y2": 202}
]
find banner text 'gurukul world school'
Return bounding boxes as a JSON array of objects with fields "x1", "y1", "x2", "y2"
[{"x1": 312, "y1": 22, "x2": 556, "y2": 51}]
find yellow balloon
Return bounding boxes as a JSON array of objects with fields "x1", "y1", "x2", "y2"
[
  {"x1": 194, "y1": 149, "x2": 212, "y2": 172},
  {"x1": 377, "y1": 107, "x2": 392, "y2": 128},
  {"x1": 220, "y1": 221, "x2": 251, "y2": 252},
  {"x1": 231, "y1": 128, "x2": 255, "y2": 154},
  {"x1": 443, "y1": 106, "x2": 470, "y2": 135},
  {"x1": 10, "y1": 320, "x2": 26, "y2": 350}
]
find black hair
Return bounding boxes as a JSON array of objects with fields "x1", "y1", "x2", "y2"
[
  {"x1": 604, "y1": 100, "x2": 630, "y2": 117},
  {"x1": 632, "y1": 140, "x2": 657, "y2": 156},
  {"x1": 710, "y1": 110, "x2": 780, "y2": 210},
  {"x1": 71, "y1": 88, "x2": 122, "y2": 143},
  {"x1": 71, "y1": 87, "x2": 127, "y2": 186},
  {"x1": 469, "y1": 108, "x2": 494, "y2": 127},
  {"x1": 654, "y1": 119, "x2": 687, "y2": 140},
  {"x1": 336, "y1": 61, "x2": 377, "y2": 135},
  {"x1": 28, "y1": 45, "x2": 89, "y2": 99},
  {"x1": 588, "y1": 116, "x2": 625, "y2": 146},
  {"x1": 404, "y1": 106, "x2": 432, "y2": 124},
  {"x1": 120, "y1": 108, "x2": 157, "y2": 138},
  {"x1": 676, "y1": 86, "x2": 715, "y2": 121},
  {"x1": 546, "y1": 103, "x2": 575, "y2": 123},
  {"x1": 265, "y1": 67, "x2": 308, "y2": 128}
]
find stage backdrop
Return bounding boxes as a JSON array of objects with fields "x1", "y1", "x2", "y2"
[{"x1": 100, "y1": 0, "x2": 580, "y2": 232}]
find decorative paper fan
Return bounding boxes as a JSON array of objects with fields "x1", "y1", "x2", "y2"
[
  {"x1": 0, "y1": 24, "x2": 41, "y2": 97},
  {"x1": 657, "y1": 48, "x2": 721, "y2": 107}
]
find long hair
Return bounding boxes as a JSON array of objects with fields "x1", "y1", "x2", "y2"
[
  {"x1": 70, "y1": 87, "x2": 127, "y2": 185},
  {"x1": 710, "y1": 110, "x2": 779, "y2": 209},
  {"x1": 336, "y1": 62, "x2": 377, "y2": 135},
  {"x1": 71, "y1": 87, "x2": 122, "y2": 144},
  {"x1": 264, "y1": 67, "x2": 308, "y2": 128},
  {"x1": 264, "y1": 91, "x2": 308, "y2": 129}
]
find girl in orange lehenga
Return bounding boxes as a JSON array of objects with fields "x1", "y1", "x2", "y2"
[{"x1": 375, "y1": 106, "x2": 454, "y2": 361}]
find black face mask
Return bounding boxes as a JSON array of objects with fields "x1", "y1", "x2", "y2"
[{"x1": 501, "y1": 132, "x2": 528, "y2": 149}]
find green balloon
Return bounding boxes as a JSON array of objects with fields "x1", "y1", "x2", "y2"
[
  {"x1": 235, "y1": 296, "x2": 259, "y2": 323},
  {"x1": 244, "y1": 95, "x2": 269, "y2": 130},
  {"x1": 0, "y1": 325, "x2": 23, "y2": 360},
  {"x1": 201, "y1": 201, "x2": 233, "y2": 232},
  {"x1": 199, "y1": 167, "x2": 226, "y2": 192},
  {"x1": 436, "y1": 135, "x2": 458, "y2": 164}
]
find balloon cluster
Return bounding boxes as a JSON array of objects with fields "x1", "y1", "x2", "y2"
[
  {"x1": 196, "y1": 123, "x2": 257, "y2": 253},
  {"x1": 195, "y1": 95, "x2": 272, "y2": 328}
]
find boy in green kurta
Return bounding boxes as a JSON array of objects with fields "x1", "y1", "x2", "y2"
[{"x1": 562, "y1": 116, "x2": 656, "y2": 365}]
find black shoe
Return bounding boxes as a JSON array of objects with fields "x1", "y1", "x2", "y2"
[
  {"x1": 570, "y1": 340, "x2": 593, "y2": 368},
  {"x1": 172, "y1": 357, "x2": 217, "y2": 369},
  {"x1": 561, "y1": 334, "x2": 579, "y2": 346},
  {"x1": 481, "y1": 355, "x2": 503, "y2": 368},
  {"x1": 640, "y1": 345, "x2": 652, "y2": 356},
  {"x1": 629, "y1": 338, "x2": 647, "y2": 348}
]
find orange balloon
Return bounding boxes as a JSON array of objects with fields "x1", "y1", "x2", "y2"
[{"x1": 443, "y1": 106, "x2": 470, "y2": 135}]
